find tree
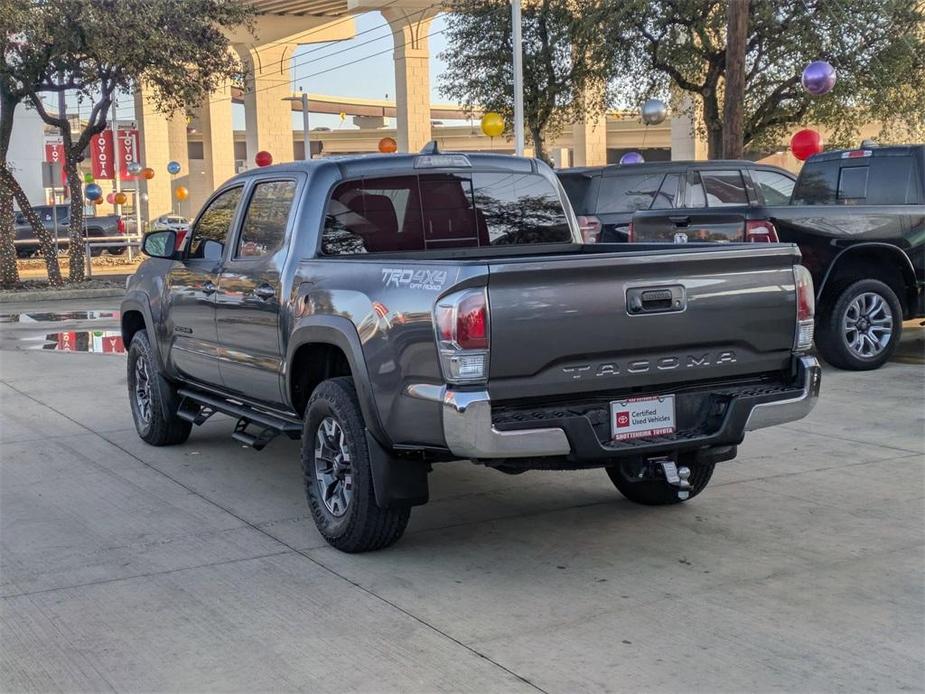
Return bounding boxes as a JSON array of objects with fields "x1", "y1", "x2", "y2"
[
  {"x1": 0, "y1": 0, "x2": 63, "y2": 288},
  {"x1": 608, "y1": 0, "x2": 925, "y2": 159},
  {"x1": 7, "y1": 0, "x2": 253, "y2": 281},
  {"x1": 440, "y1": 0, "x2": 613, "y2": 162}
]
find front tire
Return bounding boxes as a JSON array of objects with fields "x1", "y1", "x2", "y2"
[
  {"x1": 127, "y1": 330, "x2": 192, "y2": 446},
  {"x1": 816, "y1": 279, "x2": 902, "y2": 371},
  {"x1": 606, "y1": 456, "x2": 714, "y2": 506},
  {"x1": 302, "y1": 377, "x2": 410, "y2": 553}
]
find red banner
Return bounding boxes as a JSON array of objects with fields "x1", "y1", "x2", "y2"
[
  {"x1": 44, "y1": 140, "x2": 67, "y2": 185},
  {"x1": 89, "y1": 131, "x2": 115, "y2": 180},
  {"x1": 116, "y1": 129, "x2": 139, "y2": 181}
]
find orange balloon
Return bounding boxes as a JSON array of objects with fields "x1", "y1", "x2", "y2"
[
  {"x1": 175, "y1": 185, "x2": 189, "y2": 201},
  {"x1": 141, "y1": 167, "x2": 155, "y2": 180},
  {"x1": 378, "y1": 137, "x2": 397, "y2": 154},
  {"x1": 114, "y1": 192, "x2": 127, "y2": 205},
  {"x1": 93, "y1": 197, "x2": 104, "y2": 205}
]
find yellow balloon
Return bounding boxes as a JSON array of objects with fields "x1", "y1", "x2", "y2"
[
  {"x1": 481, "y1": 112, "x2": 504, "y2": 138},
  {"x1": 175, "y1": 185, "x2": 189, "y2": 201}
]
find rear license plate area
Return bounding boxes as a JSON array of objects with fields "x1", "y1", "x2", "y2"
[{"x1": 611, "y1": 394, "x2": 676, "y2": 441}]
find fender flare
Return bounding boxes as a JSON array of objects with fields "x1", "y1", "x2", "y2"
[
  {"x1": 285, "y1": 315, "x2": 391, "y2": 447},
  {"x1": 120, "y1": 293, "x2": 166, "y2": 371},
  {"x1": 817, "y1": 242, "x2": 917, "y2": 299}
]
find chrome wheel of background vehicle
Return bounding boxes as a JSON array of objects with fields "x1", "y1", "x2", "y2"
[
  {"x1": 314, "y1": 417, "x2": 353, "y2": 517},
  {"x1": 843, "y1": 291, "x2": 893, "y2": 359},
  {"x1": 133, "y1": 356, "x2": 152, "y2": 424}
]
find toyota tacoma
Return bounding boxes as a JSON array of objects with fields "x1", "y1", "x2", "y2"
[{"x1": 122, "y1": 149, "x2": 821, "y2": 552}]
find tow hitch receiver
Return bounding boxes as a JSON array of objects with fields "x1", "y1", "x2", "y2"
[{"x1": 654, "y1": 457, "x2": 692, "y2": 500}]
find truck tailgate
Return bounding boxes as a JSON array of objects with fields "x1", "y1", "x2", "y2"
[{"x1": 486, "y1": 245, "x2": 799, "y2": 401}]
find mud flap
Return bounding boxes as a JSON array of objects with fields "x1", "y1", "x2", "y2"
[{"x1": 365, "y1": 430, "x2": 429, "y2": 508}]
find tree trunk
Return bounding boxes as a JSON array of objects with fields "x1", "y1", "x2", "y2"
[
  {"x1": 65, "y1": 160, "x2": 86, "y2": 282},
  {"x1": 0, "y1": 178, "x2": 19, "y2": 288},
  {"x1": 529, "y1": 125, "x2": 547, "y2": 163},
  {"x1": 722, "y1": 0, "x2": 749, "y2": 159},
  {"x1": 701, "y1": 89, "x2": 724, "y2": 160},
  {"x1": 0, "y1": 165, "x2": 64, "y2": 286}
]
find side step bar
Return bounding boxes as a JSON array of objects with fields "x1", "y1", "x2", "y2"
[{"x1": 177, "y1": 388, "x2": 302, "y2": 451}]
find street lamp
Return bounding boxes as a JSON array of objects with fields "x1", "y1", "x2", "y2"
[{"x1": 283, "y1": 92, "x2": 311, "y2": 160}]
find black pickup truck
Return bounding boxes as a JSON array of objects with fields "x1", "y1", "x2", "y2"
[
  {"x1": 14, "y1": 204, "x2": 130, "y2": 257},
  {"x1": 772, "y1": 145, "x2": 925, "y2": 370},
  {"x1": 621, "y1": 146, "x2": 925, "y2": 370},
  {"x1": 123, "y1": 150, "x2": 821, "y2": 552}
]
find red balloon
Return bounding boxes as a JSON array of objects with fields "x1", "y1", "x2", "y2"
[
  {"x1": 791, "y1": 129, "x2": 823, "y2": 161},
  {"x1": 105, "y1": 192, "x2": 116, "y2": 204},
  {"x1": 255, "y1": 151, "x2": 273, "y2": 167}
]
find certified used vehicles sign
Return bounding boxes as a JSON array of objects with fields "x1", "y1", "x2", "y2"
[{"x1": 611, "y1": 394, "x2": 676, "y2": 440}]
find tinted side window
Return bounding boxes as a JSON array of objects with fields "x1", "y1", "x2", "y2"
[
  {"x1": 867, "y1": 157, "x2": 917, "y2": 204},
  {"x1": 752, "y1": 170, "x2": 795, "y2": 205},
  {"x1": 651, "y1": 173, "x2": 680, "y2": 209},
  {"x1": 558, "y1": 173, "x2": 596, "y2": 214},
  {"x1": 837, "y1": 166, "x2": 869, "y2": 202},
  {"x1": 700, "y1": 170, "x2": 748, "y2": 206},
  {"x1": 792, "y1": 161, "x2": 838, "y2": 205},
  {"x1": 597, "y1": 173, "x2": 665, "y2": 213},
  {"x1": 236, "y1": 180, "x2": 296, "y2": 258},
  {"x1": 470, "y1": 172, "x2": 571, "y2": 245},
  {"x1": 188, "y1": 187, "x2": 243, "y2": 260}
]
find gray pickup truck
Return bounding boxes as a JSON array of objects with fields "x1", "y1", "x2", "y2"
[
  {"x1": 122, "y1": 150, "x2": 821, "y2": 552},
  {"x1": 14, "y1": 204, "x2": 130, "y2": 257}
]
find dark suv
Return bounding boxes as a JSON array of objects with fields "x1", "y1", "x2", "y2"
[{"x1": 558, "y1": 161, "x2": 795, "y2": 243}]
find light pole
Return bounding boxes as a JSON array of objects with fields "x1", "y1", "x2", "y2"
[
  {"x1": 283, "y1": 92, "x2": 311, "y2": 160},
  {"x1": 511, "y1": 0, "x2": 525, "y2": 156}
]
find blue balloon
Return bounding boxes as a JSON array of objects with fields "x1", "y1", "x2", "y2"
[
  {"x1": 84, "y1": 183, "x2": 103, "y2": 201},
  {"x1": 620, "y1": 151, "x2": 645, "y2": 165},
  {"x1": 802, "y1": 61, "x2": 836, "y2": 96},
  {"x1": 167, "y1": 160, "x2": 181, "y2": 174}
]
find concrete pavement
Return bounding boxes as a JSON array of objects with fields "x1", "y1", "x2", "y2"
[{"x1": 1, "y1": 299, "x2": 923, "y2": 693}]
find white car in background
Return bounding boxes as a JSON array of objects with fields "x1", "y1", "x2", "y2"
[{"x1": 151, "y1": 215, "x2": 190, "y2": 233}]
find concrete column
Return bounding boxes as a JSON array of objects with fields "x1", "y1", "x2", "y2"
[
  {"x1": 134, "y1": 90, "x2": 189, "y2": 222},
  {"x1": 572, "y1": 113, "x2": 608, "y2": 167},
  {"x1": 382, "y1": 9, "x2": 437, "y2": 153},
  {"x1": 238, "y1": 43, "x2": 295, "y2": 166},
  {"x1": 670, "y1": 95, "x2": 708, "y2": 160},
  {"x1": 195, "y1": 83, "x2": 236, "y2": 191}
]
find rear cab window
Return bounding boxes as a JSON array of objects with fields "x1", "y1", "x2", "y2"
[
  {"x1": 321, "y1": 170, "x2": 573, "y2": 255},
  {"x1": 596, "y1": 173, "x2": 666, "y2": 213}
]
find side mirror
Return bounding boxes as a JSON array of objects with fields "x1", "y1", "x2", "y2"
[{"x1": 141, "y1": 230, "x2": 178, "y2": 259}]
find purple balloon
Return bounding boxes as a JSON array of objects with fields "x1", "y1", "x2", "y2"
[
  {"x1": 802, "y1": 61, "x2": 836, "y2": 96},
  {"x1": 620, "y1": 151, "x2": 644, "y2": 165}
]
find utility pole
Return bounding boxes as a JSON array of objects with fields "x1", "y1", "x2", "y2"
[
  {"x1": 723, "y1": 0, "x2": 748, "y2": 159},
  {"x1": 301, "y1": 92, "x2": 311, "y2": 160},
  {"x1": 512, "y1": 0, "x2": 525, "y2": 156},
  {"x1": 111, "y1": 96, "x2": 122, "y2": 216}
]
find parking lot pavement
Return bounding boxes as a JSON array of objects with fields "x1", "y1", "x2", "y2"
[{"x1": 1, "y1": 299, "x2": 923, "y2": 693}]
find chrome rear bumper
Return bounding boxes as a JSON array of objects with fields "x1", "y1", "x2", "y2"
[{"x1": 439, "y1": 356, "x2": 821, "y2": 460}]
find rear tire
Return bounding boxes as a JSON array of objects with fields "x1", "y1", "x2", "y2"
[
  {"x1": 816, "y1": 279, "x2": 902, "y2": 371},
  {"x1": 606, "y1": 456, "x2": 714, "y2": 506},
  {"x1": 127, "y1": 330, "x2": 192, "y2": 446},
  {"x1": 302, "y1": 377, "x2": 410, "y2": 553}
]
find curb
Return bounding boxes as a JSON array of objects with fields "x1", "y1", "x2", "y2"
[{"x1": 0, "y1": 288, "x2": 125, "y2": 304}]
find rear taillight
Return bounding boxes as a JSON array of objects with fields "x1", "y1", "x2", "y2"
[
  {"x1": 793, "y1": 264, "x2": 815, "y2": 352},
  {"x1": 746, "y1": 220, "x2": 779, "y2": 243},
  {"x1": 117, "y1": 217, "x2": 126, "y2": 234},
  {"x1": 434, "y1": 288, "x2": 489, "y2": 383},
  {"x1": 577, "y1": 215, "x2": 601, "y2": 243},
  {"x1": 626, "y1": 221, "x2": 634, "y2": 242}
]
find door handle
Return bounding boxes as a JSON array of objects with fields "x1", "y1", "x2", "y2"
[
  {"x1": 201, "y1": 281, "x2": 217, "y2": 295},
  {"x1": 669, "y1": 216, "x2": 690, "y2": 226},
  {"x1": 253, "y1": 284, "x2": 276, "y2": 301}
]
